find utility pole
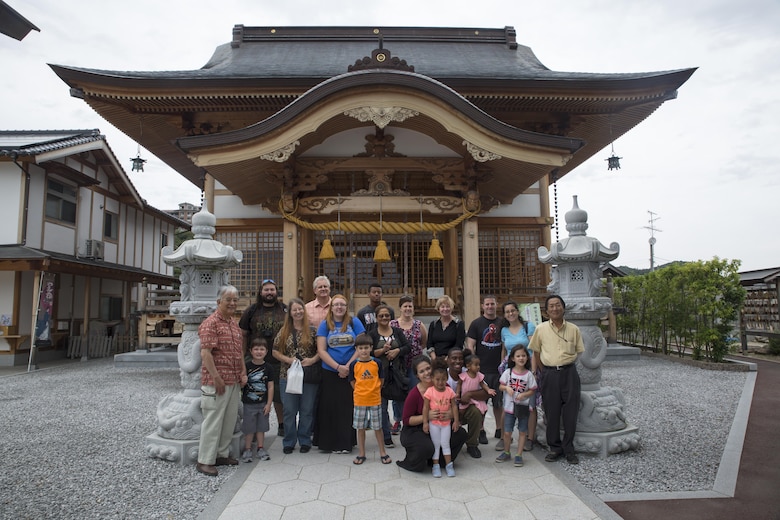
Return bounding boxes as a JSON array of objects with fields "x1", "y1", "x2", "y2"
[{"x1": 644, "y1": 211, "x2": 662, "y2": 271}]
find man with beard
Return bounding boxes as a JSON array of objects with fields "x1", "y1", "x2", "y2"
[{"x1": 240, "y1": 279, "x2": 287, "y2": 435}]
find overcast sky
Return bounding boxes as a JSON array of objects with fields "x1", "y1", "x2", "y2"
[{"x1": 3, "y1": 0, "x2": 778, "y2": 271}]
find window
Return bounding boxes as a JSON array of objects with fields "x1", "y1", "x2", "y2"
[
  {"x1": 474, "y1": 227, "x2": 546, "y2": 297},
  {"x1": 104, "y1": 211, "x2": 118, "y2": 240},
  {"x1": 160, "y1": 232, "x2": 168, "y2": 248},
  {"x1": 45, "y1": 180, "x2": 77, "y2": 224},
  {"x1": 216, "y1": 230, "x2": 284, "y2": 299},
  {"x1": 100, "y1": 296, "x2": 123, "y2": 321}
]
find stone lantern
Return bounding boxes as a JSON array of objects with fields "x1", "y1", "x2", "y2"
[
  {"x1": 537, "y1": 196, "x2": 640, "y2": 457},
  {"x1": 144, "y1": 208, "x2": 243, "y2": 465}
]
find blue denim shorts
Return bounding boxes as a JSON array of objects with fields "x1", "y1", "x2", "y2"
[{"x1": 503, "y1": 409, "x2": 529, "y2": 434}]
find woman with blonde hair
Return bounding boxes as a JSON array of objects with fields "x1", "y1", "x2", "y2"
[
  {"x1": 315, "y1": 294, "x2": 366, "y2": 453},
  {"x1": 273, "y1": 298, "x2": 319, "y2": 454},
  {"x1": 426, "y1": 295, "x2": 466, "y2": 360}
]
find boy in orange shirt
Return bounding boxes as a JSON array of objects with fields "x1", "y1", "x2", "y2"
[{"x1": 349, "y1": 334, "x2": 392, "y2": 465}]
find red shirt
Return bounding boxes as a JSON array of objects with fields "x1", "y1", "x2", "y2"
[{"x1": 199, "y1": 310, "x2": 244, "y2": 385}]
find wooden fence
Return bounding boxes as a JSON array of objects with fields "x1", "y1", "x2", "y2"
[{"x1": 66, "y1": 335, "x2": 136, "y2": 359}]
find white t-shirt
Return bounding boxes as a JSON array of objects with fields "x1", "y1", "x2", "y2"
[{"x1": 499, "y1": 368, "x2": 537, "y2": 413}]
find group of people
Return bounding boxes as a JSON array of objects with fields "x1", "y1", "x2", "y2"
[{"x1": 194, "y1": 277, "x2": 585, "y2": 478}]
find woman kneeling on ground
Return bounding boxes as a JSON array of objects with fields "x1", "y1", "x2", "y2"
[{"x1": 396, "y1": 356, "x2": 467, "y2": 472}]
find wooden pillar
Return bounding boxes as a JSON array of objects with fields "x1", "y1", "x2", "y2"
[
  {"x1": 444, "y1": 227, "x2": 460, "y2": 310},
  {"x1": 606, "y1": 273, "x2": 617, "y2": 344},
  {"x1": 462, "y1": 219, "x2": 480, "y2": 324},
  {"x1": 27, "y1": 271, "x2": 41, "y2": 371},
  {"x1": 282, "y1": 221, "x2": 299, "y2": 303},
  {"x1": 137, "y1": 280, "x2": 147, "y2": 351},
  {"x1": 299, "y1": 228, "x2": 314, "y2": 301},
  {"x1": 204, "y1": 174, "x2": 215, "y2": 214},
  {"x1": 82, "y1": 276, "x2": 91, "y2": 361}
]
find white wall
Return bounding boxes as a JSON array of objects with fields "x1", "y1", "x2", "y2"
[
  {"x1": 43, "y1": 221, "x2": 76, "y2": 253},
  {"x1": 0, "y1": 271, "x2": 16, "y2": 325},
  {"x1": 0, "y1": 164, "x2": 23, "y2": 244},
  {"x1": 483, "y1": 191, "x2": 542, "y2": 218},
  {"x1": 25, "y1": 165, "x2": 45, "y2": 248}
]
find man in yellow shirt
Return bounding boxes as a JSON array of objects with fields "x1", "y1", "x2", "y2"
[{"x1": 529, "y1": 295, "x2": 584, "y2": 464}]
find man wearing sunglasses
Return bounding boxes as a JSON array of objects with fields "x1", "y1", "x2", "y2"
[{"x1": 240, "y1": 278, "x2": 287, "y2": 436}]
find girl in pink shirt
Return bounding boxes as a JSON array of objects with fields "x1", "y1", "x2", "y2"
[{"x1": 423, "y1": 366, "x2": 460, "y2": 477}]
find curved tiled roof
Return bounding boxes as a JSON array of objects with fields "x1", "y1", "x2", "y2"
[
  {"x1": 0, "y1": 129, "x2": 102, "y2": 157},
  {"x1": 50, "y1": 25, "x2": 692, "y2": 87}
]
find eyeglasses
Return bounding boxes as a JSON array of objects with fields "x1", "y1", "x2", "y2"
[
  {"x1": 377, "y1": 314, "x2": 391, "y2": 318},
  {"x1": 332, "y1": 303, "x2": 347, "y2": 308},
  {"x1": 262, "y1": 279, "x2": 276, "y2": 285}
]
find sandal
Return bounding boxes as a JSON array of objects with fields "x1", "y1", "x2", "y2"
[
  {"x1": 352, "y1": 456, "x2": 366, "y2": 465},
  {"x1": 381, "y1": 454, "x2": 392, "y2": 464}
]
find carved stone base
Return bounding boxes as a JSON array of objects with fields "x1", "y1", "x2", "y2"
[
  {"x1": 605, "y1": 343, "x2": 641, "y2": 362},
  {"x1": 144, "y1": 432, "x2": 241, "y2": 466},
  {"x1": 114, "y1": 348, "x2": 179, "y2": 368},
  {"x1": 536, "y1": 423, "x2": 641, "y2": 458}
]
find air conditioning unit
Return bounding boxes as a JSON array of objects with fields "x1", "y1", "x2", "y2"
[{"x1": 85, "y1": 239, "x2": 104, "y2": 260}]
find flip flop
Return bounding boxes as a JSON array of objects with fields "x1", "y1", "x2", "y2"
[
  {"x1": 381, "y1": 454, "x2": 392, "y2": 464},
  {"x1": 353, "y1": 456, "x2": 366, "y2": 465}
]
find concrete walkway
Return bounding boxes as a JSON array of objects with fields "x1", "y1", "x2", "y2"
[{"x1": 199, "y1": 412, "x2": 621, "y2": 520}]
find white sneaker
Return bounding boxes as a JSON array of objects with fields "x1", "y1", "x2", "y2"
[
  {"x1": 432, "y1": 464, "x2": 442, "y2": 478},
  {"x1": 241, "y1": 449, "x2": 253, "y2": 463},
  {"x1": 256, "y1": 447, "x2": 270, "y2": 461},
  {"x1": 445, "y1": 462, "x2": 455, "y2": 477}
]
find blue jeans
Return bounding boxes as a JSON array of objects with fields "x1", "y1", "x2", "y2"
[
  {"x1": 279, "y1": 379, "x2": 318, "y2": 449},
  {"x1": 381, "y1": 398, "x2": 406, "y2": 440}
]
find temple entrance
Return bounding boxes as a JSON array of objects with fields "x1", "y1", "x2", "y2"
[{"x1": 315, "y1": 231, "x2": 450, "y2": 313}]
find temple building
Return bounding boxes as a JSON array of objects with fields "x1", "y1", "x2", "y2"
[{"x1": 51, "y1": 26, "x2": 694, "y2": 320}]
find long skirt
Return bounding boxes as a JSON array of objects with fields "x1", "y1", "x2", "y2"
[
  {"x1": 315, "y1": 369, "x2": 356, "y2": 452},
  {"x1": 396, "y1": 424, "x2": 467, "y2": 472}
]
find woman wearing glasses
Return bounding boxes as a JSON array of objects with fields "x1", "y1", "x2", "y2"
[
  {"x1": 500, "y1": 301, "x2": 537, "y2": 451},
  {"x1": 315, "y1": 294, "x2": 365, "y2": 453},
  {"x1": 368, "y1": 304, "x2": 411, "y2": 448}
]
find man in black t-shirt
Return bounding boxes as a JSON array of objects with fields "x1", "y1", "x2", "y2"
[
  {"x1": 466, "y1": 295, "x2": 505, "y2": 450},
  {"x1": 239, "y1": 279, "x2": 287, "y2": 435},
  {"x1": 356, "y1": 283, "x2": 395, "y2": 333}
]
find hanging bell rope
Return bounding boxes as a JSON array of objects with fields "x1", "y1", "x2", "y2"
[
  {"x1": 318, "y1": 195, "x2": 339, "y2": 260},
  {"x1": 373, "y1": 195, "x2": 391, "y2": 263}
]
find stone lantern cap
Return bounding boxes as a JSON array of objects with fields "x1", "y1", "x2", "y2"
[
  {"x1": 538, "y1": 196, "x2": 619, "y2": 264},
  {"x1": 162, "y1": 209, "x2": 242, "y2": 268}
]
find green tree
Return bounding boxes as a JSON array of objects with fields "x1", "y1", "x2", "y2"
[{"x1": 613, "y1": 258, "x2": 745, "y2": 362}]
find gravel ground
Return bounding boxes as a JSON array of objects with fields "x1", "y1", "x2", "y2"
[
  {"x1": 0, "y1": 360, "x2": 247, "y2": 520},
  {"x1": 559, "y1": 358, "x2": 747, "y2": 495},
  {"x1": 0, "y1": 356, "x2": 747, "y2": 518}
]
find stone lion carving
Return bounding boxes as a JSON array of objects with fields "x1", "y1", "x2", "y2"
[{"x1": 156, "y1": 394, "x2": 202, "y2": 440}]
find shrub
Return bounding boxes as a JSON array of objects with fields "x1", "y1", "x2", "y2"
[{"x1": 768, "y1": 338, "x2": 780, "y2": 356}]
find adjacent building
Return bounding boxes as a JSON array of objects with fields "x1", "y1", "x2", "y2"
[{"x1": 0, "y1": 130, "x2": 187, "y2": 365}]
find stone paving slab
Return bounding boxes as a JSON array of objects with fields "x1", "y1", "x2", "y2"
[{"x1": 209, "y1": 414, "x2": 619, "y2": 520}]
